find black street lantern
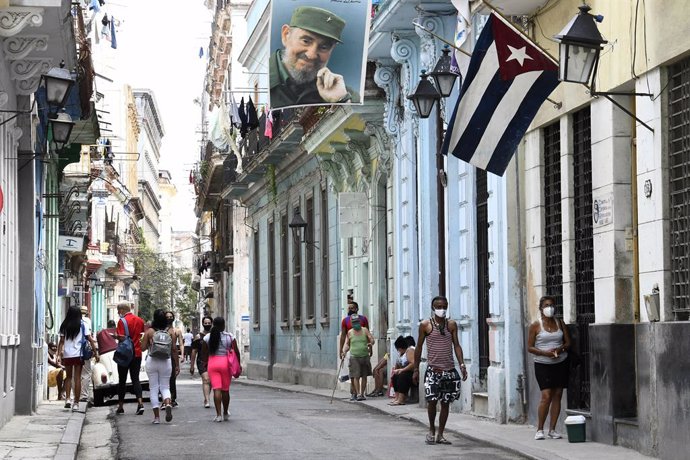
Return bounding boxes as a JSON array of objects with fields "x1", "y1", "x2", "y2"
[
  {"x1": 429, "y1": 45, "x2": 458, "y2": 98},
  {"x1": 50, "y1": 111, "x2": 75, "y2": 148},
  {"x1": 554, "y1": 4, "x2": 607, "y2": 85},
  {"x1": 288, "y1": 209, "x2": 308, "y2": 243},
  {"x1": 43, "y1": 66, "x2": 75, "y2": 118},
  {"x1": 408, "y1": 70, "x2": 441, "y2": 119}
]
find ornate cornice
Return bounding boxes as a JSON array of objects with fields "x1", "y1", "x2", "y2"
[
  {"x1": 128, "y1": 103, "x2": 140, "y2": 142},
  {"x1": 415, "y1": 17, "x2": 443, "y2": 74},
  {"x1": 364, "y1": 122, "x2": 392, "y2": 180},
  {"x1": 391, "y1": 35, "x2": 419, "y2": 116},
  {"x1": 373, "y1": 62, "x2": 400, "y2": 138},
  {"x1": 3, "y1": 35, "x2": 48, "y2": 60},
  {"x1": 0, "y1": 7, "x2": 44, "y2": 38},
  {"x1": 0, "y1": 91, "x2": 8, "y2": 108},
  {"x1": 10, "y1": 57, "x2": 52, "y2": 95}
]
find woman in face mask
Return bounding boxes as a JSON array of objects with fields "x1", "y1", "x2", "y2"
[{"x1": 527, "y1": 295, "x2": 572, "y2": 441}]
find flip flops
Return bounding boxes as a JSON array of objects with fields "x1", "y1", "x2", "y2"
[
  {"x1": 425, "y1": 433, "x2": 436, "y2": 445},
  {"x1": 436, "y1": 437, "x2": 452, "y2": 445}
]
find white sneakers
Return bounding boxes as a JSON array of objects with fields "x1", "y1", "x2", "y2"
[
  {"x1": 212, "y1": 415, "x2": 223, "y2": 422},
  {"x1": 535, "y1": 429, "x2": 563, "y2": 440},
  {"x1": 548, "y1": 430, "x2": 563, "y2": 439}
]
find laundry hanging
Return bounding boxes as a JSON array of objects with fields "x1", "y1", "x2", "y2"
[{"x1": 247, "y1": 97, "x2": 259, "y2": 131}]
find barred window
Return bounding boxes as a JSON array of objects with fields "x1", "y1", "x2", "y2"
[
  {"x1": 669, "y1": 57, "x2": 690, "y2": 321},
  {"x1": 543, "y1": 121, "x2": 563, "y2": 310},
  {"x1": 253, "y1": 229, "x2": 260, "y2": 328}
]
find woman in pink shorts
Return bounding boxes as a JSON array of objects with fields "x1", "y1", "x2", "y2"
[{"x1": 203, "y1": 317, "x2": 241, "y2": 422}]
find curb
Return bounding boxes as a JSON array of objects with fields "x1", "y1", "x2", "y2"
[
  {"x1": 53, "y1": 406, "x2": 87, "y2": 460},
  {"x1": 233, "y1": 378, "x2": 550, "y2": 460}
]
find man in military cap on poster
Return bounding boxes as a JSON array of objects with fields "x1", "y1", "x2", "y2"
[{"x1": 270, "y1": 6, "x2": 359, "y2": 108}]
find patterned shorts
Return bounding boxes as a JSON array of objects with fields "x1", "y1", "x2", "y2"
[{"x1": 424, "y1": 368, "x2": 462, "y2": 403}]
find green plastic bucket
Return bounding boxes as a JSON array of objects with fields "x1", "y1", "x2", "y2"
[{"x1": 564, "y1": 415, "x2": 586, "y2": 443}]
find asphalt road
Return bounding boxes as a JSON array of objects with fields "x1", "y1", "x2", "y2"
[{"x1": 102, "y1": 362, "x2": 526, "y2": 460}]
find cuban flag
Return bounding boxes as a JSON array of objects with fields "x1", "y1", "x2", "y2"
[{"x1": 441, "y1": 13, "x2": 559, "y2": 176}]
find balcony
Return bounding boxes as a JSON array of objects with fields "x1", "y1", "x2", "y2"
[
  {"x1": 222, "y1": 108, "x2": 303, "y2": 199},
  {"x1": 194, "y1": 142, "x2": 227, "y2": 216}
]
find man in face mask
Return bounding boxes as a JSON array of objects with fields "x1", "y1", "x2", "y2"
[
  {"x1": 190, "y1": 316, "x2": 213, "y2": 408},
  {"x1": 339, "y1": 300, "x2": 370, "y2": 400},
  {"x1": 414, "y1": 296, "x2": 468, "y2": 445},
  {"x1": 341, "y1": 315, "x2": 375, "y2": 401}
]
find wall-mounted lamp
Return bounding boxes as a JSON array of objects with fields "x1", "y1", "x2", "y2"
[
  {"x1": 429, "y1": 45, "x2": 459, "y2": 98},
  {"x1": 288, "y1": 209, "x2": 308, "y2": 244},
  {"x1": 0, "y1": 63, "x2": 76, "y2": 128},
  {"x1": 555, "y1": 4, "x2": 654, "y2": 131},
  {"x1": 407, "y1": 70, "x2": 441, "y2": 119},
  {"x1": 43, "y1": 65, "x2": 75, "y2": 119},
  {"x1": 50, "y1": 110, "x2": 75, "y2": 149}
]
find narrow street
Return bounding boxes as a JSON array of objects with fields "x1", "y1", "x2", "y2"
[{"x1": 79, "y1": 362, "x2": 525, "y2": 460}]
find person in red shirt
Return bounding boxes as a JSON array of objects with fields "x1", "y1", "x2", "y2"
[
  {"x1": 338, "y1": 301, "x2": 369, "y2": 401},
  {"x1": 113, "y1": 302, "x2": 146, "y2": 415}
]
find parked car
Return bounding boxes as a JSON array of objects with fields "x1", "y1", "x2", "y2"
[{"x1": 92, "y1": 349, "x2": 149, "y2": 406}]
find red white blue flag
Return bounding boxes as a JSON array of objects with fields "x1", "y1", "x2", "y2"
[{"x1": 441, "y1": 13, "x2": 559, "y2": 176}]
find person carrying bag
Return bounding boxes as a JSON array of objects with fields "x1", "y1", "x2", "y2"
[{"x1": 113, "y1": 317, "x2": 134, "y2": 367}]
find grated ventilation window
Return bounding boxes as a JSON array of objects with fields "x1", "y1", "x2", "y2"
[
  {"x1": 543, "y1": 121, "x2": 563, "y2": 310},
  {"x1": 669, "y1": 57, "x2": 690, "y2": 321}
]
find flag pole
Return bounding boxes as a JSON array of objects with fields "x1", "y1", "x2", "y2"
[
  {"x1": 412, "y1": 21, "x2": 472, "y2": 57},
  {"x1": 480, "y1": 0, "x2": 559, "y2": 65}
]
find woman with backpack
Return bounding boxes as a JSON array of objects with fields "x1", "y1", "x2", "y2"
[
  {"x1": 140, "y1": 309, "x2": 179, "y2": 424},
  {"x1": 57, "y1": 306, "x2": 99, "y2": 411},
  {"x1": 204, "y1": 316, "x2": 241, "y2": 422}
]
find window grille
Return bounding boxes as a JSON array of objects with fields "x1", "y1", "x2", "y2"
[
  {"x1": 281, "y1": 213, "x2": 289, "y2": 323},
  {"x1": 669, "y1": 57, "x2": 690, "y2": 321},
  {"x1": 306, "y1": 197, "x2": 315, "y2": 320},
  {"x1": 268, "y1": 220, "x2": 276, "y2": 322},
  {"x1": 571, "y1": 107, "x2": 595, "y2": 410},
  {"x1": 320, "y1": 188, "x2": 330, "y2": 320},
  {"x1": 543, "y1": 122, "x2": 563, "y2": 310},
  {"x1": 476, "y1": 168, "x2": 490, "y2": 381},
  {"x1": 293, "y1": 205, "x2": 302, "y2": 323},
  {"x1": 253, "y1": 229, "x2": 260, "y2": 327}
]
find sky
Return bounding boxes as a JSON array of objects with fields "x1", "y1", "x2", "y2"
[{"x1": 108, "y1": 0, "x2": 213, "y2": 232}]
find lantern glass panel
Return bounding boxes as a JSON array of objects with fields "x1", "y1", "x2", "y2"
[{"x1": 559, "y1": 42, "x2": 599, "y2": 84}]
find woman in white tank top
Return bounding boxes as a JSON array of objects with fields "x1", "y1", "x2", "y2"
[{"x1": 527, "y1": 295, "x2": 572, "y2": 441}]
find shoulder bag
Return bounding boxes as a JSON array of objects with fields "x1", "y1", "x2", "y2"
[
  {"x1": 113, "y1": 318, "x2": 134, "y2": 367},
  {"x1": 225, "y1": 335, "x2": 242, "y2": 378},
  {"x1": 80, "y1": 321, "x2": 94, "y2": 360}
]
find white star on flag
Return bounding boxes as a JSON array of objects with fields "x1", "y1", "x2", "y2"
[{"x1": 506, "y1": 45, "x2": 533, "y2": 66}]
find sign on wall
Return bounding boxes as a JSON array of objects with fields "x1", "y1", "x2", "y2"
[
  {"x1": 339, "y1": 192, "x2": 368, "y2": 239},
  {"x1": 592, "y1": 193, "x2": 613, "y2": 227},
  {"x1": 58, "y1": 235, "x2": 85, "y2": 252},
  {"x1": 268, "y1": 0, "x2": 371, "y2": 110}
]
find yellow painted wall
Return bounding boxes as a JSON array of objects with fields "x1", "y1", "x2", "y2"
[
  {"x1": 530, "y1": 0, "x2": 690, "y2": 126},
  {"x1": 124, "y1": 85, "x2": 140, "y2": 195}
]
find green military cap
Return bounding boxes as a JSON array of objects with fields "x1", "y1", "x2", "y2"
[{"x1": 289, "y1": 6, "x2": 346, "y2": 43}]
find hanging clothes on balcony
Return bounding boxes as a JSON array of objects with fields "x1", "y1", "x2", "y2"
[
  {"x1": 247, "y1": 97, "x2": 259, "y2": 131},
  {"x1": 229, "y1": 93, "x2": 241, "y2": 128},
  {"x1": 264, "y1": 109, "x2": 274, "y2": 140},
  {"x1": 238, "y1": 98, "x2": 248, "y2": 137},
  {"x1": 210, "y1": 102, "x2": 232, "y2": 150}
]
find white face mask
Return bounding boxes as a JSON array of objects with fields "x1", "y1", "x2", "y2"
[
  {"x1": 434, "y1": 309, "x2": 447, "y2": 318},
  {"x1": 542, "y1": 306, "x2": 555, "y2": 318}
]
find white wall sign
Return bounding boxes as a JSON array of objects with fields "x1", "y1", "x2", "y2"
[
  {"x1": 592, "y1": 194, "x2": 613, "y2": 227},
  {"x1": 339, "y1": 192, "x2": 368, "y2": 239},
  {"x1": 58, "y1": 235, "x2": 85, "y2": 252}
]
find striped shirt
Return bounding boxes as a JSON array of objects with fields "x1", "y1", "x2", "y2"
[{"x1": 426, "y1": 320, "x2": 455, "y2": 371}]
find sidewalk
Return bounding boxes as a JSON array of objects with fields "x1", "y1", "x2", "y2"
[
  {"x1": 234, "y1": 377, "x2": 657, "y2": 460},
  {"x1": 0, "y1": 401, "x2": 85, "y2": 460}
]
